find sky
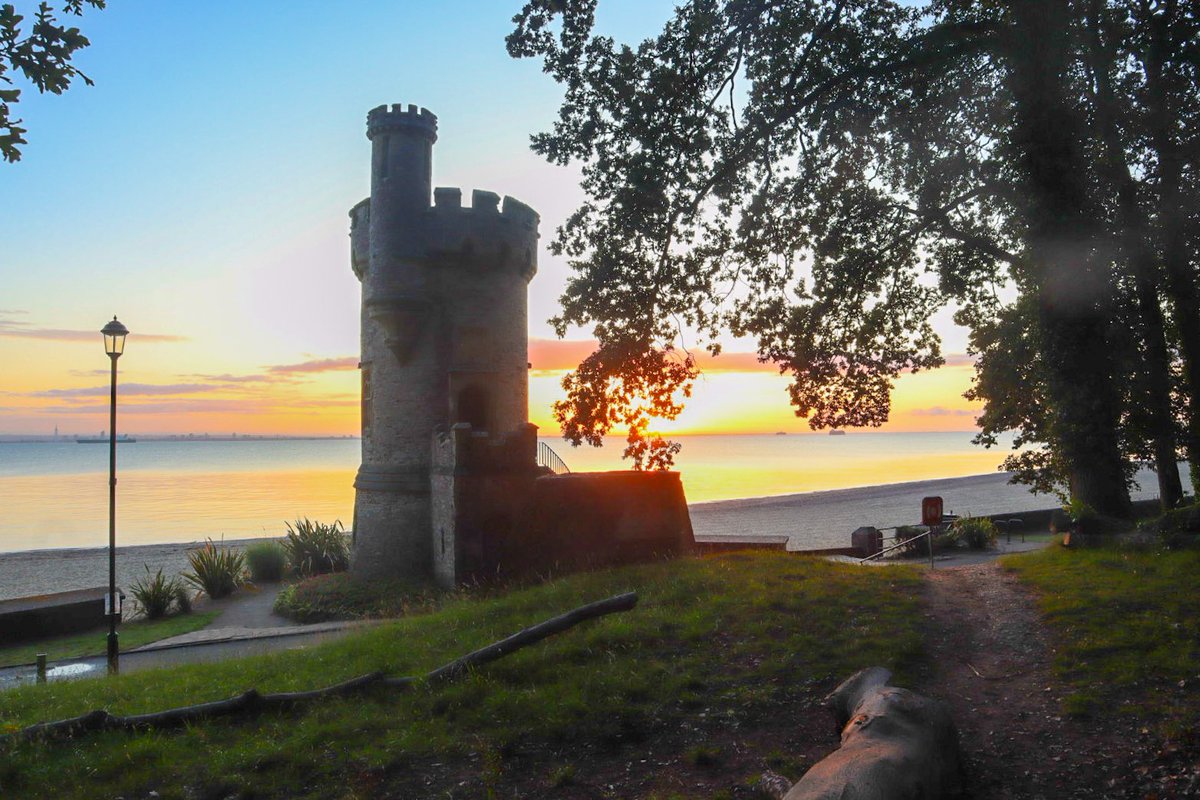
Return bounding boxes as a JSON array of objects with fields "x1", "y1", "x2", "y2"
[{"x1": 0, "y1": 0, "x2": 980, "y2": 438}]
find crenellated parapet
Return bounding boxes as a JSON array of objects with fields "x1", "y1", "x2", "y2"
[
  {"x1": 347, "y1": 188, "x2": 539, "y2": 282},
  {"x1": 366, "y1": 103, "x2": 437, "y2": 143},
  {"x1": 424, "y1": 188, "x2": 539, "y2": 281}
]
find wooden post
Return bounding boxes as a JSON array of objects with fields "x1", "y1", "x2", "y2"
[{"x1": 36, "y1": 654, "x2": 47, "y2": 685}]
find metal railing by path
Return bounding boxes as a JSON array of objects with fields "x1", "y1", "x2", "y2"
[
  {"x1": 537, "y1": 441, "x2": 571, "y2": 475},
  {"x1": 861, "y1": 527, "x2": 937, "y2": 568}
]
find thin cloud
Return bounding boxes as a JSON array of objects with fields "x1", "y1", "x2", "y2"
[
  {"x1": 29, "y1": 383, "x2": 216, "y2": 398},
  {"x1": 528, "y1": 339, "x2": 598, "y2": 371},
  {"x1": 528, "y1": 338, "x2": 977, "y2": 376},
  {"x1": 696, "y1": 351, "x2": 775, "y2": 373},
  {"x1": 911, "y1": 406, "x2": 977, "y2": 417},
  {"x1": 268, "y1": 357, "x2": 358, "y2": 374},
  {"x1": 191, "y1": 372, "x2": 289, "y2": 384},
  {"x1": 0, "y1": 314, "x2": 186, "y2": 343},
  {"x1": 528, "y1": 339, "x2": 779, "y2": 374}
]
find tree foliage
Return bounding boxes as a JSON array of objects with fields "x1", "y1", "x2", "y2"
[
  {"x1": 510, "y1": 0, "x2": 1199, "y2": 515},
  {"x1": 510, "y1": 0, "x2": 948, "y2": 466},
  {"x1": 0, "y1": 0, "x2": 105, "y2": 163}
]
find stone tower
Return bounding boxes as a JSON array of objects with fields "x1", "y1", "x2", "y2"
[{"x1": 348, "y1": 104, "x2": 540, "y2": 581}]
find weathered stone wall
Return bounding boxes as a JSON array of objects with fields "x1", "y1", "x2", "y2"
[
  {"x1": 431, "y1": 422, "x2": 544, "y2": 587},
  {"x1": 501, "y1": 471, "x2": 696, "y2": 576}
]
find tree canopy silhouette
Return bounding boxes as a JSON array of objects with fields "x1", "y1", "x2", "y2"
[{"x1": 509, "y1": 0, "x2": 1199, "y2": 517}]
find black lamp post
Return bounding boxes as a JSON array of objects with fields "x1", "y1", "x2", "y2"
[{"x1": 101, "y1": 316, "x2": 128, "y2": 675}]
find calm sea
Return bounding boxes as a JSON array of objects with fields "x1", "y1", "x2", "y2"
[{"x1": 0, "y1": 432, "x2": 1177, "y2": 553}]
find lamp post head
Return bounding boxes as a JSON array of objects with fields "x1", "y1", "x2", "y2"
[{"x1": 101, "y1": 316, "x2": 128, "y2": 358}]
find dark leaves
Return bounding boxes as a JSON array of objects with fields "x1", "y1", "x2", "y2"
[{"x1": 0, "y1": 0, "x2": 105, "y2": 162}]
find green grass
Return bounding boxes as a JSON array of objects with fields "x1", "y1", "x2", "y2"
[
  {"x1": 0, "y1": 553, "x2": 924, "y2": 799},
  {"x1": 0, "y1": 611, "x2": 218, "y2": 668},
  {"x1": 273, "y1": 572, "x2": 440, "y2": 622},
  {"x1": 1003, "y1": 545, "x2": 1200, "y2": 718}
]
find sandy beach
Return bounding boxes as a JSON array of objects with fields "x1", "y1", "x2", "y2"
[
  {"x1": 0, "y1": 538, "x2": 267, "y2": 604},
  {"x1": 687, "y1": 470, "x2": 1067, "y2": 546},
  {"x1": 0, "y1": 471, "x2": 1074, "y2": 603}
]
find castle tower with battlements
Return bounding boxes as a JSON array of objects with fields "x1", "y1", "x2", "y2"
[{"x1": 349, "y1": 104, "x2": 541, "y2": 583}]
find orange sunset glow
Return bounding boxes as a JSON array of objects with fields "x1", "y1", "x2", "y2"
[{"x1": 0, "y1": 322, "x2": 978, "y2": 437}]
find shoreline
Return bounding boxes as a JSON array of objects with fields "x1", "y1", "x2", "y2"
[
  {"x1": 0, "y1": 472, "x2": 1070, "y2": 603},
  {"x1": 685, "y1": 469, "x2": 1006, "y2": 508},
  {"x1": 0, "y1": 469, "x2": 1172, "y2": 603}
]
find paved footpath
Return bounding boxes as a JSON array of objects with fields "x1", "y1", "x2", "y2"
[{"x1": 0, "y1": 583, "x2": 375, "y2": 689}]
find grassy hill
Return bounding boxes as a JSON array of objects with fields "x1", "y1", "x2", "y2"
[{"x1": 0, "y1": 553, "x2": 925, "y2": 799}]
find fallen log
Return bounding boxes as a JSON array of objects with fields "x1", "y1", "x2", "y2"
[
  {"x1": 772, "y1": 666, "x2": 962, "y2": 800},
  {"x1": 5, "y1": 591, "x2": 638, "y2": 743}
]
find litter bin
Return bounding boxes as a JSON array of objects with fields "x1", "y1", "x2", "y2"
[{"x1": 851, "y1": 526, "x2": 883, "y2": 558}]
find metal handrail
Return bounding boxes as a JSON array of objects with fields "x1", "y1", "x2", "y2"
[
  {"x1": 538, "y1": 441, "x2": 571, "y2": 475},
  {"x1": 860, "y1": 530, "x2": 928, "y2": 562},
  {"x1": 860, "y1": 527, "x2": 938, "y2": 567}
]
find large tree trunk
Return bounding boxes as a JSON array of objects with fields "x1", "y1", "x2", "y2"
[
  {"x1": 1085, "y1": 0, "x2": 1183, "y2": 510},
  {"x1": 1144, "y1": 14, "x2": 1200, "y2": 497},
  {"x1": 1004, "y1": 0, "x2": 1131, "y2": 517}
]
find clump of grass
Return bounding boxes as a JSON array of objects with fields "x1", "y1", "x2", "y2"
[
  {"x1": 283, "y1": 518, "x2": 349, "y2": 577},
  {"x1": 128, "y1": 565, "x2": 189, "y2": 619},
  {"x1": 687, "y1": 744, "x2": 723, "y2": 768},
  {"x1": 245, "y1": 540, "x2": 287, "y2": 582},
  {"x1": 546, "y1": 763, "x2": 576, "y2": 788},
  {"x1": 274, "y1": 573, "x2": 439, "y2": 622},
  {"x1": 950, "y1": 516, "x2": 998, "y2": 550},
  {"x1": 182, "y1": 539, "x2": 247, "y2": 599},
  {"x1": 764, "y1": 748, "x2": 809, "y2": 781}
]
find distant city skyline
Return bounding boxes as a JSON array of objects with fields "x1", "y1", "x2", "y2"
[{"x1": 0, "y1": 0, "x2": 980, "y2": 438}]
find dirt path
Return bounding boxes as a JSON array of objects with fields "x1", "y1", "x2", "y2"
[{"x1": 922, "y1": 563, "x2": 1161, "y2": 799}]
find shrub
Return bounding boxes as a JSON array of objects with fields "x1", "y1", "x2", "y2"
[
  {"x1": 930, "y1": 531, "x2": 958, "y2": 553},
  {"x1": 1138, "y1": 502, "x2": 1200, "y2": 550},
  {"x1": 182, "y1": 539, "x2": 247, "y2": 599},
  {"x1": 951, "y1": 516, "x2": 998, "y2": 550},
  {"x1": 283, "y1": 518, "x2": 350, "y2": 577},
  {"x1": 893, "y1": 525, "x2": 928, "y2": 556},
  {"x1": 245, "y1": 540, "x2": 287, "y2": 582},
  {"x1": 174, "y1": 581, "x2": 192, "y2": 613},
  {"x1": 129, "y1": 565, "x2": 188, "y2": 619}
]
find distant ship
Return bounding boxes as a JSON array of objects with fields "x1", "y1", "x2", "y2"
[
  {"x1": 76, "y1": 431, "x2": 137, "y2": 444},
  {"x1": 829, "y1": 429, "x2": 846, "y2": 436}
]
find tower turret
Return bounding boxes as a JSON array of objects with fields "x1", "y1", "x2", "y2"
[{"x1": 367, "y1": 104, "x2": 437, "y2": 212}]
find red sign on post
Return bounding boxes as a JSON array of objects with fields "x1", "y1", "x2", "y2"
[{"x1": 922, "y1": 496, "x2": 944, "y2": 527}]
